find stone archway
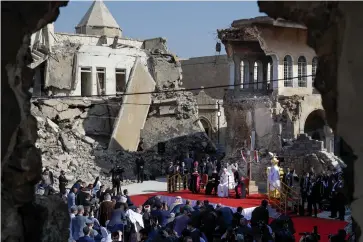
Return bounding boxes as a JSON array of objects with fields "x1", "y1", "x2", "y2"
[
  {"x1": 200, "y1": 118, "x2": 213, "y2": 138},
  {"x1": 304, "y1": 109, "x2": 326, "y2": 141}
]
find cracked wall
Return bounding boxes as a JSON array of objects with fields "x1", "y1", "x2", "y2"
[{"x1": 1, "y1": 2, "x2": 70, "y2": 241}]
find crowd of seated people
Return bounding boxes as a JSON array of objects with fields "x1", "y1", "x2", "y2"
[{"x1": 140, "y1": 197, "x2": 348, "y2": 242}]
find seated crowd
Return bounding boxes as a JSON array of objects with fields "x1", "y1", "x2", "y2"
[{"x1": 66, "y1": 182, "x2": 347, "y2": 242}]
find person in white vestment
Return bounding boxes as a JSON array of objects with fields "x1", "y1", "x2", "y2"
[
  {"x1": 268, "y1": 156, "x2": 281, "y2": 198},
  {"x1": 218, "y1": 168, "x2": 231, "y2": 197}
]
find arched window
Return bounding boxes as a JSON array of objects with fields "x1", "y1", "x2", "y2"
[
  {"x1": 240, "y1": 60, "x2": 249, "y2": 89},
  {"x1": 297, "y1": 56, "x2": 307, "y2": 87},
  {"x1": 253, "y1": 61, "x2": 263, "y2": 89},
  {"x1": 312, "y1": 57, "x2": 318, "y2": 85},
  {"x1": 283, "y1": 55, "x2": 293, "y2": 87}
]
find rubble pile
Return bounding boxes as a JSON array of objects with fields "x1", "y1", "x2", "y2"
[
  {"x1": 279, "y1": 133, "x2": 346, "y2": 175},
  {"x1": 32, "y1": 97, "x2": 211, "y2": 190},
  {"x1": 32, "y1": 98, "x2": 137, "y2": 190}
]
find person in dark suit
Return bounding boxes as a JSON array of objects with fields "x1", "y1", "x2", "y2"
[
  {"x1": 250, "y1": 200, "x2": 269, "y2": 227},
  {"x1": 334, "y1": 175, "x2": 346, "y2": 221},
  {"x1": 206, "y1": 169, "x2": 219, "y2": 195},
  {"x1": 233, "y1": 168, "x2": 246, "y2": 199},
  {"x1": 307, "y1": 176, "x2": 319, "y2": 217},
  {"x1": 110, "y1": 166, "x2": 124, "y2": 196},
  {"x1": 136, "y1": 156, "x2": 145, "y2": 183},
  {"x1": 299, "y1": 171, "x2": 310, "y2": 215},
  {"x1": 58, "y1": 170, "x2": 68, "y2": 195}
]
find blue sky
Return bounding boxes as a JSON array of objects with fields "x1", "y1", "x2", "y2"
[{"x1": 55, "y1": 1, "x2": 262, "y2": 58}]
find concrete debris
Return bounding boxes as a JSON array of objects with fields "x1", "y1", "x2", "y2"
[
  {"x1": 57, "y1": 108, "x2": 83, "y2": 121},
  {"x1": 32, "y1": 99, "x2": 137, "y2": 190},
  {"x1": 32, "y1": 97, "x2": 212, "y2": 190},
  {"x1": 279, "y1": 133, "x2": 346, "y2": 175}
]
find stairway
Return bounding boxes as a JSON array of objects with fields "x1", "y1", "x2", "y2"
[
  {"x1": 28, "y1": 48, "x2": 48, "y2": 69},
  {"x1": 267, "y1": 181, "x2": 300, "y2": 216}
]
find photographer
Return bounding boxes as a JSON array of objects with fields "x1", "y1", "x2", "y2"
[{"x1": 110, "y1": 165, "x2": 125, "y2": 196}]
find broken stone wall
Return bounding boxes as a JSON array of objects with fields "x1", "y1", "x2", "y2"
[
  {"x1": 137, "y1": 43, "x2": 213, "y2": 156},
  {"x1": 32, "y1": 98, "x2": 121, "y2": 137},
  {"x1": 46, "y1": 40, "x2": 80, "y2": 94},
  {"x1": 279, "y1": 133, "x2": 346, "y2": 177},
  {"x1": 54, "y1": 32, "x2": 143, "y2": 48},
  {"x1": 181, "y1": 55, "x2": 230, "y2": 99},
  {"x1": 141, "y1": 92, "x2": 204, "y2": 151},
  {"x1": 30, "y1": 97, "x2": 159, "y2": 188},
  {"x1": 223, "y1": 93, "x2": 278, "y2": 154}
]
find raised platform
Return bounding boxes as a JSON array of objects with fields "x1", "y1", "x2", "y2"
[{"x1": 130, "y1": 190, "x2": 349, "y2": 242}]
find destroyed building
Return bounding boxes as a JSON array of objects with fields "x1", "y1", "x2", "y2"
[
  {"x1": 181, "y1": 56, "x2": 229, "y2": 152},
  {"x1": 212, "y1": 17, "x2": 342, "y2": 181},
  {"x1": 29, "y1": 0, "x2": 211, "y2": 186}
]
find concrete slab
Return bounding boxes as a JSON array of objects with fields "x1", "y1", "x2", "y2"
[{"x1": 109, "y1": 58, "x2": 156, "y2": 151}]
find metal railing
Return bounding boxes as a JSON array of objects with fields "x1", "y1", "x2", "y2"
[
  {"x1": 167, "y1": 174, "x2": 189, "y2": 193},
  {"x1": 266, "y1": 168, "x2": 300, "y2": 215}
]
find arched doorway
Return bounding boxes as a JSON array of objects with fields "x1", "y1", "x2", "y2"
[
  {"x1": 200, "y1": 118, "x2": 212, "y2": 138},
  {"x1": 304, "y1": 109, "x2": 326, "y2": 141}
]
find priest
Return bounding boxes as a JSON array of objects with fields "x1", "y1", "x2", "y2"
[
  {"x1": 218, "y1": 168, "x2": 231, "y2": 198},
  {"x1": 268, "y1": 156, "x2": 281, "y2": 198}
]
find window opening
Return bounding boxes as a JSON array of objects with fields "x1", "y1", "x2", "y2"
[
  {"x1": 298, "y1": 56, "x2": 307, "y2": 87},
  {"x1": 116, "y1": 68, "x2": 126, "y2": 94},
  {"x1": 96, "y1": 67, "x2": 106, "y2": 95},
  {"x1": 283, "y1": 55, "x2": 293, "y2": 87}
]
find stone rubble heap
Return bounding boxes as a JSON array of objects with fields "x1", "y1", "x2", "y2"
[
  {"x1": 31, "y1": 97, "x2": 212, "y2": 191},
  {"x1": 32, "y1": 98, "x2": 137, "y2": 190}
]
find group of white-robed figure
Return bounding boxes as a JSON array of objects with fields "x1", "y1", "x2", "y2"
[{"x1": 216, "y1": 155, "x2": 282, "y2": 198}]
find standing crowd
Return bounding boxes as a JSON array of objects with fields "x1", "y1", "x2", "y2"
[{"x1": 283, "y1": 167, "x2": 347, "y2": 220}]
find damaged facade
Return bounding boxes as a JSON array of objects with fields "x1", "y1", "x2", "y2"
[
  {"x1": 181, "y1": 55, "x2": 229, "y2": 151},
  {"x1": 29, "y1": 1, "x2": 211, "y2": 186},
  {"x1": 217, "y1": 17, "x2": 336, "y2": 156}
]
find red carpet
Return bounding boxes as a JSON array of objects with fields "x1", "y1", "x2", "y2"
[{"x1": 130, "y1": 191, "x2": 347, "y2": 242}]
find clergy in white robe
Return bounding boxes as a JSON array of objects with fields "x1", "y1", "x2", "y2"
[
  {"x1": 218, "y1": 168, "x2": 231, "y2": 197},
  {"x1": 268, "y1": 156, "x2": 281, "y2": 198}
]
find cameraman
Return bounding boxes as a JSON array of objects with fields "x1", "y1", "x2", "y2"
[{"x1": 110, "y1": 165, "x2": 124, "y2": 196}]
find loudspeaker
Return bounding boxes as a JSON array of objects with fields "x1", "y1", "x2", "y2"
[{"x1": 158, "y1": 142, "x2": 165, "y2": 154}]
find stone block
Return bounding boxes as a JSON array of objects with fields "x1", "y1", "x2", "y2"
[
  {"x1": 57, "y1": 108, "x2": 82, "y2": 121},
  {"x1": 41, "y1": 105, "x2": 58, "y2": 119},
  {"x1": 59, "y1": 132, "x2": 75, "y2": 152},
  {"x1": 159, "y1": 106, "x2": 176, "y2": 115}
]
